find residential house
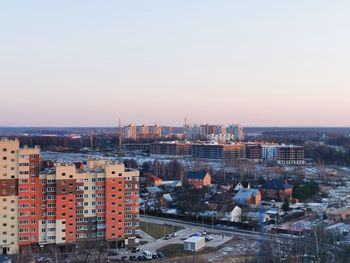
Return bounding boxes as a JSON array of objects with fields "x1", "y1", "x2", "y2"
[
  {"x1": 217, "y1": 204, "x2": 241, "y2": 222},
  {"x1": 187, "y1": 171, "x2": 211, "y2": 188},
  {"x1": 144, "y1": 173, "x2": 163, "y2": 186},
  {"x1": 233, "y1": 181, "x2": 250, "y2": 192},
  {"x1": 260, "y1": 179, "x2": 293, "y2": 201},
  {"x1": 160, "y1": 193, "x2": 174, "y2": 208},
  {"x1": 243, "y1": 211, "x2": 270, "y2": 224},
  {"x1": 146, "y1": 186, "x2": 163, "y2": 198},
  {"x1": 326, "y1": 207, "x2": 350, "y2": 222},
  {"x1": 233, "y1": 189, "x2": 261, "y2": 206},
  {"x1": 208, "y1": 191, "x2": 233, "y2": 210}
]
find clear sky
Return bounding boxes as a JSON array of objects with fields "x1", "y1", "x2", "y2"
[{"x1": 1, "y1": 1, "x2": 350, "y2": 127}]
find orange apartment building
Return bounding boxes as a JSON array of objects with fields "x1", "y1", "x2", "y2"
[{"x1": 0, "y1": 138, "x2": 140, "y2": 255}]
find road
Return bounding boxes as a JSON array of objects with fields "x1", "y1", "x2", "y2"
[{"x1": 140, "y1": 215, "x2": 295, "y2": 242}]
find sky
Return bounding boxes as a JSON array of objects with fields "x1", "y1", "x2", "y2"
[{"x1": 1, "y1": 1, "x2": 350, "y2": 127}]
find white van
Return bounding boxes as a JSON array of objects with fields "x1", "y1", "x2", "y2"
[{"x1": 142, "y1": 250, "x2": 153, "y2": 260}]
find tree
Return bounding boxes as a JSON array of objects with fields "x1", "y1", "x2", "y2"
[{"x1": 282, "y1": 199, "x2": 289, "y2": 212}]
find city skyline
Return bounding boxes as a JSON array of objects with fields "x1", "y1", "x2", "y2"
[{"x1": 1, "y1": 1, "x2": 350, "y2": 127}]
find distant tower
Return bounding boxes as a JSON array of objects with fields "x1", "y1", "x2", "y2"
[{"x1": 184, "y1": 117, "x2": 188, "y2": 139}]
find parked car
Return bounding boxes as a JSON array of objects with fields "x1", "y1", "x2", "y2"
[
  {"x1": 163, "y1": 234, "x2": 171, "y2": 240},
  {"x1": 121, "y1": 256, "x2": 129, "y2": 262},
  {"x1": 157, "y1": 252, "x2": 165, "y2": 258},
  {"x1": 129, "y1": 255, "x2": 137, "y2": 261},
  {"x1": 172, "y1": 232, "x2": 178, "y2": 237},
  {"x1": 142, "y1": 250, "x2": 153, "y2": 260},
  {"x1": 205, "y1": 235, "x2": 213, "y2": 242},
  {"x1": 108, "y1": 250, "x2": 119, "y2": 256},
  {"x1": 137, "y1": 255, "x2": 146, "y2": 261},
  {"x1": 131, "y1": 247, "x2": 140, "y2": 253}
]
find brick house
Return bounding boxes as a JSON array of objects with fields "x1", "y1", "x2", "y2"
[
  {"x1": 187, "y1": 171, "x2": 211, "y2": 189},
  {"x1": 260, "y1": 179, "x2": 293, "y2": 201}
]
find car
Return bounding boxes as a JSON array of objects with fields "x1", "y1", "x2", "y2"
[
  {"x1": 129, "y1": 255, "x2": 137, "y2": 261},
  {"x1": 172, "y1": 232, "x2": 178, "y2": 237},
  {"x1": 157, "y1": 252, "x2": 165, "y2": 258},
  {"x1": 37, "y1": 257, "x2": 53, "y2": 262},
  {"x1": 205, "y1": 235, "x2": 213, "y2": 242},
  {"x1": 142, "y1": 250, "x2": 153, "y2": 260},
  {"x1": 199, "y1": 230, "x2": 207, "y2": 235},
  {"x1": 137, "y1": 255, "x2": 146, "y2": 261},
  {"x1": 131, "y1": 247, "x2": 140, "y2": 253},
  {"x1": 121, "y1": 256, "x2": 129, "y2": 262},
  {"x1": 152, "y1": 254, "x2": 158, "y2": 259},
  {"x1": 108, "y1": 249, "x2": 119, "y2": 256},
  {"x1": 163, "y1": 234, "x2": 171, "y2": 240}
]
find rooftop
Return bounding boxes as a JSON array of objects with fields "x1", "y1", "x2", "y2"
[{"x1": 187, "y1": 171, "x2": 209, "y2": 180}]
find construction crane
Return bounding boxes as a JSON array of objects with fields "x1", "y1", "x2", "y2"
[
  {"x1": 89, "y1": 130, "x2": 94, "y2": 160},
  {"x1": 117, "y1": 119, "x2": 123, "y2": 157}
]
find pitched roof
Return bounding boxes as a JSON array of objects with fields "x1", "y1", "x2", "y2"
[
  {"x1": 219, "y1": 203, "x2": 239, "y2": 214},
  {"x1": 146, "y1": 186, "x2": 162, "y2": 194},
  {"x1": 162, "y1": 193, "x2": 174, "y2": 202},
  {"x1": 233, "y1": 189, "x2": 260, "y2": 205},
  {"x1": 149, "y1": 175, "x2": 162, "y2": 182},
  {"x1": 261, "y1": 179, "x2": 292, "y2": 190},
  {"x1": 210, "y1": 192, "x2": 233, "y2": 203},
  {"x1": 187, "y1": 171, "x2": 208, "y2": 180}
]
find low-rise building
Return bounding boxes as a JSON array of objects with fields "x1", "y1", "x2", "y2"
[
  {"x1": 326, "y1": 207, "x2": 350, "y2": 222},
  {"x1": 217, "y1": 204, "x2": 241, "y2": 222},
  {"x1": 260, "y1": 179, "x2": 293, "y2": 201},
  {"x1": 183, "y1": 236, "x2": 205, "y2": 252},
  {"x1": 160, "y1": 193, "x2": 174, "y2": 208},
  {"x1": 233, "y1": 189, "x2": 261, "y2": 206},
  {"x1": 186, "y1": 171, "x2": 211, "y2": 189}
]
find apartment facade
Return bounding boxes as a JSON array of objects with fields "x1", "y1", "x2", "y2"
[
  {"x1": 276, "y1": 145, "x2": 305, "y2": 165},
  {"x1": 150, "y1": 141, "x2": 192, "y2": 156},
  {"x1": 0, "y1": 138, "x2": 40, "y2": 255},
  {"x1": 0, "y1": 138, "x2": 140, "y2": 255},
  {"x1": 245, "y1": 144, "x2": 262, "y2": 162},
  {"x1": 192, "y1": 143, "x2": 245, "y2": 159}
]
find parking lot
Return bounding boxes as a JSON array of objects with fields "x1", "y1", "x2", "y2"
[{"x1": 106, "y1": 224, "x2": 231, "y2": 262}]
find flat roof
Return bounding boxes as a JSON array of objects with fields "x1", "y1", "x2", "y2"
[{"x1": 184, "y1": 236, "x2": 205, "y2": 243}]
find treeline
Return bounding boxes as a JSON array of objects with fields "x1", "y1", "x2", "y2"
[
  {"x1": 12, "y1": 135, "x2": 118, "y2": 152},
  {"x1": 304, "y1": 143, "x2": 350, "y2": 166},
  {"x1": 137, "y1": 159, "x2": 186, "y2": 181},
  {"x1": 292, "y1": 180, "x2": 319, "y2": 201}
]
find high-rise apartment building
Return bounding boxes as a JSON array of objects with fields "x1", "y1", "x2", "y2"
[
  {"x1": 123, "y1": 125, "x2": 137, "y2": 140},
  {"x1": 123, "y1": 124, "x2": 162, "y2": 140},
  {"x1": 0, "y1": 138, "x2": 140, "y2": 255},
  {"x1": 227, "y1": 124, "x2": 245, "y2": 142},
  {"x1": 0, "y1": 138, "x2": 40, "y2": 255}
]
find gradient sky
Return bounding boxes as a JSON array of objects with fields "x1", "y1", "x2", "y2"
[{"x1": 1, "y1": 1, "x2": 350, "y2": 127}]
